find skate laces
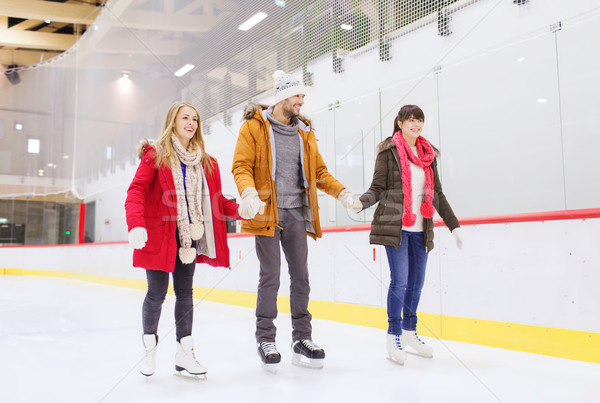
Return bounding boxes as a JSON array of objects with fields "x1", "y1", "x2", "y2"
[
  {"x1": 260, "y1": 342, "x2": 278, "y2": 355},
  {"x1": 411, "y1": 333, "x2": 425, "y2": 345},
  {"x1": 299, "y1": 339, "x2": 321, "y2": 351},
  {"x1": 393, "y1": 334, "x2": 403, "y2": 349}
]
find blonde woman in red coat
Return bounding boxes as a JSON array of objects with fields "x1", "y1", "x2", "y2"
[{"x1": 125, "y1": 102, "x2": 256, "y2": 377}]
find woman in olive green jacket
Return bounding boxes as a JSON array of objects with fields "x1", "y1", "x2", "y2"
[{"x1": 352, "y1": 105, "x2": 463, "y2": 365}]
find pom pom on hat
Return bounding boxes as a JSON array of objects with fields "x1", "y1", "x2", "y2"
[
  {"x1": 273, "y1": 70, "x2": 285, "y2": 81},
  {"x1": 273, "y1": 70, "x2": 306, "y2": 104}
]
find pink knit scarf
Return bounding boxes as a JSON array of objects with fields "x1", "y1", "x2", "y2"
[{"x1": 392, "y1": 130, "x2": 435, "y2": 227}]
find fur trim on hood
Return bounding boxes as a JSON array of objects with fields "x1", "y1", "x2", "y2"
[
  {"x1": 137, "y1": 139, "x2": 154, "y2": 158},
  {"x1": 242, "y1": 102, "x2": 312, "y2": 128},
  {"x1": 242, "y1": 103, "x2": 269, "y2": 121},
  {"x1": 377, "y1": 136, "x2": 440, "y2": 157}
]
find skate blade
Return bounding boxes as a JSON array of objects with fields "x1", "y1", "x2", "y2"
[
  {"x1": 405, "y1": 349, "x2": 433, "y2": 358},
  {"x1": 291, "y1": 353, "x2": 324, "y2": 369},
  {"x1": 261, "y1": 363, "x2": 278, "y2": 374},
  {"x1": 174, "y1": 368, "x2": 207, "y2": 380},
  {"x1": 406, "y1": 352, "x2": 433, "y2": 358},
  {"x1": 386, "y1": 356, "x2": 405, "y2": 366}
]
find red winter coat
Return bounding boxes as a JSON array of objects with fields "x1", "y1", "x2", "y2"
[{"x1": 125, "y1": 144, "x2": 241, "y2": 272}]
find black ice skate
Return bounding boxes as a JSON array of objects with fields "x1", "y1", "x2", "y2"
[
  {"x1": 257, "y1": 341, "x2": 281, "y2": 373},
  {"x1": 291, "y1": 339, "x2": 325, "y2": 369}
]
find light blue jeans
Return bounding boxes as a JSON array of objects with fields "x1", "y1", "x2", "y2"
[{"x1": 384, "y1": 230, "x2": 429, "y2": 335}]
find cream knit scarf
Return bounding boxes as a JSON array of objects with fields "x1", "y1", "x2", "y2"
[{"x1": 171, "y1": 134, "x2": 205, "y2": 264}]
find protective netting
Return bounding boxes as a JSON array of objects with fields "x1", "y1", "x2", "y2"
[{"x1": 1, "y1": 0, "x2": 599, "y2": 244}]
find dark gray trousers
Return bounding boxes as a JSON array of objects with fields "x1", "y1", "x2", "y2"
[
  {"x1": 255, "y1": 207, "x2": 312, "y2": 342},
  {"x1": 142, "y1": 248, "x2": 196, "y2": 342}
]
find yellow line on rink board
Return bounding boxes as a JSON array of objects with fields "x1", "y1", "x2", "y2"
[{"x1": 3, "y1": 268, "x2": 598, "y2": 364}]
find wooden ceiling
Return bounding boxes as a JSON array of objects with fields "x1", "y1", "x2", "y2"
[{"x1": 0, "y1": 0, "x2": 106, "y2": 67}]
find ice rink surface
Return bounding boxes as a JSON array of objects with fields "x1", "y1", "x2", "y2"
[{"x1": 1, "y1": 275, "x2": 599, "y2": 403}]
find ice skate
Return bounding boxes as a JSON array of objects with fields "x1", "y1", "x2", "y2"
[
  {"x1": 291, "y1": 339, "x2": 325, "y2": 369},
  {"x1": 401, "y1": 330, "x2": 433, "y2": 358},
  {"x1": 386, "y1": 333, "x2": 406, "y2": 365},
  {"x1": 258, "y1": 341, "x2": 281, "y2": 373},
  {"x1": 140, "y1": 334, "x2": 158, "y2": 376},
  {"x1": 174, "y1": 336, "x2": 207, "y2": 379}
]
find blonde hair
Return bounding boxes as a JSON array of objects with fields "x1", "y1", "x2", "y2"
[{"x1": 154, "y1": 102, "x2": 213, "y2": 174}]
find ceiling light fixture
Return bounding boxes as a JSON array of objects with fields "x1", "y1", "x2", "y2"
[
  {"x1": 238, "y1": 12, "x2": 268, "y2": 31},
  {"x1": 174, "y1": 64, "x2": 195, "y2": 77},
  {"x1": 15, "y1": 123, "x2": 23, "y2": 131},
  {"x1": 27, "y1": 139, "x2": 40, "y2": 154}
]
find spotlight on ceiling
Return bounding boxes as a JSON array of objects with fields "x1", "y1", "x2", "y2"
[{"x1": 4, "y1": 65, "x2": 21, "y2": 85}]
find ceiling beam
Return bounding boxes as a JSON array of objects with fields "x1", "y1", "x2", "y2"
[
  {"x1": 0, "y1": 29, "x2": 77, "y2": 51},
  {"x1": 0, "y1": 0, "x2": 101, "y2": 25},
  {"x1": 10, "y1": 19, "x2": 44, "y2": 31},
  {"x1": 0, "y1": 49, "x2": 61, "y2": 66}
]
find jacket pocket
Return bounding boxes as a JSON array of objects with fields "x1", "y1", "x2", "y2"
[{"x1": 142, "y1": 219, "x2": 165, "y2": 254}]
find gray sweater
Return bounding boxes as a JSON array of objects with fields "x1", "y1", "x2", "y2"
[{"x1": 266, "y1": 106, "x2": 304, "y2": 209}]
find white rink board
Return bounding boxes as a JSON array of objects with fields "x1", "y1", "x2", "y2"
[{"x1": 1, "y1": 217, "x2": 599, "y2": 334}]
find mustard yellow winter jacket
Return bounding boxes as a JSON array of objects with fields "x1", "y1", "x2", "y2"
[{"x1": 232, "y1": 104, "x2": 346, "y2": 239}]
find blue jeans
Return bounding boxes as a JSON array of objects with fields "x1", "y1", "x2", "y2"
[{"x1": 384, "y1": 231, "x2": 429, "y2": 335}]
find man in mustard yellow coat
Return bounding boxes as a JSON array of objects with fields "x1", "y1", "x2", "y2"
[{"x1": 232, "y1": 70, "x2": 355, "y2": 370}]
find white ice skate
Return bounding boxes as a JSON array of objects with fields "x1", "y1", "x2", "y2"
[
  {"x1": 140, "y1": 334, "x2": 158, "y2": 376},
  {"x1": 257, "y1": 341, "x2": 281, "y2": 373},
  {"x1": 386, "y1": 333, "x2": 406, "y2": 365},
  {"x1": 174, "y1": 336, "x2": 207, "y2": 379},
  {"x1": 401, "y1": 330, "x2": 433, "y2": 358},
  {"x1": 291, "y1": 339, "x2": 325, "y2": 369}
]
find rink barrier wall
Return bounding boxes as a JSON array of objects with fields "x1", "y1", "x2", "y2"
[{"x1": 1, "y1": 208, "x2": 599, "y2": 364}]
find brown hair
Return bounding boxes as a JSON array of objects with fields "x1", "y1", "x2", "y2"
[
  {"x1": 392, "y1": 105, "x2": 425, "y2": 134},
  {"x1": 154, "y1": 102, "x2": 213, "y2": 174}
]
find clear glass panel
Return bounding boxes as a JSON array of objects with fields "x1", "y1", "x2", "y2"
[
  {"x1": 557, "y1": 18, "x2": 600, "y2": 209},
  {"x1": 437, "y1": 34, "x2": 564, "y2": 217},
  {"x1": 333, "y1": 92, "x2": 381, "y2": 225}
]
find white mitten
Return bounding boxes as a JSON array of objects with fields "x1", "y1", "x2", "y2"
[
  {"x1": 452, "y1": 227, "x2": 464, "y2": 250},
  {"x1": 239, "y1": 187, "x2": 264, "y2": 219},
  {"x1": 128, "y1": 227, "x2": 148, "y2": 249},
  {"x1": 350, "y1": 197, "x2": 363, "y2": 213},
  {"x1": 338, "y1": 189, "x2": 354, "y2": 209}
]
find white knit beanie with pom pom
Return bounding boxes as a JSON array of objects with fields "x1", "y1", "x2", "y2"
[{"x1": 273, "y1": 70, "x2": 306, "y2": 104}]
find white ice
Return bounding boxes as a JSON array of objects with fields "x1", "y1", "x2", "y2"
[{"x1": 1, "y1": 275, "x2": 599, "y2": 403}]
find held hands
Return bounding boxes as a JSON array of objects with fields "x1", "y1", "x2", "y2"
[
  {"x1": 128, "y1": 227, "x2": 148, "y2": 249},
  {"x1": 238, "y1": 187, "x2": 266, "y2": 220},
  {"x1": 339, "y1": 189, "x2": 363, "y2": 213},
  {"x1": 452, "y1": 227, "x2": 464, "y2": 250}
]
